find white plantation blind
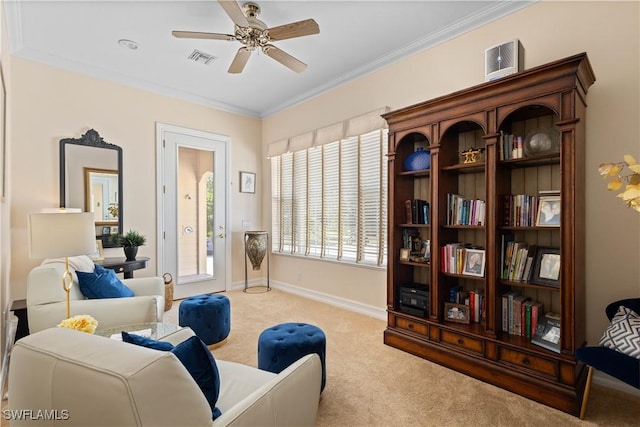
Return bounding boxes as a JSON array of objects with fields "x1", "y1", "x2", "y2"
[
  {"x1": 271, "y1": 126, "x2": 388, "y2": 267},
  {"x1": 293, "y1": 150, "x2": 308, "y2": 254}
]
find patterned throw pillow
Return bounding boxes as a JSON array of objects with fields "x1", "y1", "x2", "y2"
[{"x1": 598, "y1": 306, "x2": 640, "y2": 359}]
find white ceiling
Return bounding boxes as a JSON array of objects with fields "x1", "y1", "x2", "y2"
[{"x1": 4, "y1": 1, "x2": 533, "y2": 118}]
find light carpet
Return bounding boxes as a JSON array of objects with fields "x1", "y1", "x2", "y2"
[{"x1": 163, "y1": 288, "x2": 640, "y2": 427}]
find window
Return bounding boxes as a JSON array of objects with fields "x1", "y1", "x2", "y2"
[{"x1": 271, "y1": 128, "x2": 388, "y2": 267}]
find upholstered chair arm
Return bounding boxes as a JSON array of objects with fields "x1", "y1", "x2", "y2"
[
  {"x1": 213, "y1": 353, "x2": 322, "y2": 426},
  {"x1": 123, "y1": 276, "x2": 165, "y2": 297},
  {"x1": 159, "y1": 327, "x2": 196, "y2": 346},
  {"x1": 28, "y1": 296, "x2": 162, "y2": 334}
]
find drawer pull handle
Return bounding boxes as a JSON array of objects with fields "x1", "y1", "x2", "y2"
[
  {"x1": 457, "y1": 339, "x2": 464, "y2": 345},
  {"x1": 522, "y1": 358, "x2": 531, "y2": 366},
  {"x1": 408, "y1": 324, "x2": 414, "y2": 329}
]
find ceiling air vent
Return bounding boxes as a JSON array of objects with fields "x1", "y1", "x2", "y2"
[{"x1": 188, "y1": 50, "x2": 216, "y2": 65}]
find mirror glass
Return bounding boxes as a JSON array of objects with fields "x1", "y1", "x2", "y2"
[
  {"x1": 84, "y1": 168, "x2": 119, "y2": 223},
  {"x1": 60, "y1": 129, "x2": 123, "y2": 247}
]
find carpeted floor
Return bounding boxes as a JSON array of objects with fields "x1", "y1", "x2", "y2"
[
  {"x1": 2, "y1": 289, "x2": 638, "y2": 426},
  {"x1": 162, "y1": 288, "x2": 640, "y2": 427}
]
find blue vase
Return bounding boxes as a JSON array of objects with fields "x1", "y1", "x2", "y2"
[{"x1": 404, "y1": 147, "x2": 431, "y2": 171}]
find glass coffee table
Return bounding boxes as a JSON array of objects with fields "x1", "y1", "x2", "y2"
[{"x1": 95, "y1": 322, "x2": 181, "y2": 340}]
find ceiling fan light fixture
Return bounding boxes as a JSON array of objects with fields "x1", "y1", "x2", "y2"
[
  {"x1": 118, "y1": 39, "x2": 139, "y2": 50},
  {"x1": 173, "y1": 0, "x2": 319, "y2": 74}
]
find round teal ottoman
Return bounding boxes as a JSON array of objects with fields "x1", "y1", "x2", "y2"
[
  {"x1": 179, "y1": 294, "x2": 230, "y2": 347},
  {"x1": 257, "y1": 322, "x2": 326, "y2": 392}
]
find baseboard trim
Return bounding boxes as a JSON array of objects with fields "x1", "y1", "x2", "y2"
[
  {"x1": 230, "y1": 279, "x2": 387, "y2": 321},
  {"x1": 593, "y1": 371, "x2": 640, "y2": 396}
]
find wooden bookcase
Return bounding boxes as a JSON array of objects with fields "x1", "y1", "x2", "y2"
[{"x1": 382, "y1": 53, "x2": 595, "y2": 416}]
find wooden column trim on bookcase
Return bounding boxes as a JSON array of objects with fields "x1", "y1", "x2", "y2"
[{"x1": 484, "y1": 131, "x2": 498, "y2": 337}]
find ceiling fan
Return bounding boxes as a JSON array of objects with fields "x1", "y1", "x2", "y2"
[{"x1": 172, "y1": 0, "x2": 320, "y2": 74}]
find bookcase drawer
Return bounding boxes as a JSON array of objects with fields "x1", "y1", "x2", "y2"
[
  {"x1": 396, "y1": 317, "x2": 428, "y2": 336},
  {"x1": 498, "y1": 347, "x2": 558, "y2": 378},
  {"x1": 440, "y1": 330, "x2": 483, "y2": 355}
]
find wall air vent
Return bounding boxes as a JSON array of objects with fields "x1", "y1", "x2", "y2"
[{"x1": 188, "y1": 50, "x2": 216, "y2": 65}]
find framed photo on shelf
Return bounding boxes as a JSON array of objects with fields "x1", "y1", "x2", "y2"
[
  {"x1": 239, "y1": 171, "x2": 256, "y2": 193},
  {"x1": 536, "y1": 195, "x2": 561, "y2": 226},
  {"x1": 531, "y1": 313, "x2": 561, "y2": 353},
  {"x1": 444, "y1": 303, "x2": 470, "y2": 324},
  {"x1": 531, "y1": 246, "x2": 560, "y2": 287},
  {"x1": 462, "y1": 248, "x2": 485, "y2": 277},
  {"x1": 399, "y1": 248, "x2": 410, "y2": 262},
  {"x1": 420, "y1": 240, "x2": 431, "y2": 261}
]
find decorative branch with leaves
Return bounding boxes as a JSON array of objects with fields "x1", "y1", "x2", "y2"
[{"x1": 598, "y1": 154, "x2": 640, "y2": 211}]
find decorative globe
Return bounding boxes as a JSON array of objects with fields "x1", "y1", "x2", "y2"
[{"x1": 404, "y1": 147, "x2": 431, "y2": 171}]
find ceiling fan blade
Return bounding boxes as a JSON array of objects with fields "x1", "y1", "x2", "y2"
[
  {"x1": 268, "y1": 19, "x2": 319, "y2": 41},
  {"x1": 228, "y1": 47, "x2": 252, "y2": 74},
  {"x1": 264, "y1": 44, "x2": 307, "y2": 73},
  {"x1": 172, "y1": 30, "x2": 235, "y2": 41},
  {"x1": 218, "y1": 0, "x2": 249, "y2": 27}
]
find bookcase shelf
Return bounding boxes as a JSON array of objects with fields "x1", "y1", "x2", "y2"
[
  {"x1": 382, "y1": 53, "x2": 595, "y2": 417},
  {"x1": 397, "y1": 169, "x2": 431, "y2": 177},
  {"x1": 499, "y1": 279, "x2": 561, "y2": 291}
]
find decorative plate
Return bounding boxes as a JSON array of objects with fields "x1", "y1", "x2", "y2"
[{"x1": 524, "y1": 127, "x2": 560, "y2": 157}]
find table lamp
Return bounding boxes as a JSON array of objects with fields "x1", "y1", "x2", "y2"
[{"x1": 28, "y1": 212, "x2": 96, "y2": 319}]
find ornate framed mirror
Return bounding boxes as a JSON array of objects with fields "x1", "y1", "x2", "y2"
[{"x1": 60, "y1": 129, "x2": 123, "y2": 248}]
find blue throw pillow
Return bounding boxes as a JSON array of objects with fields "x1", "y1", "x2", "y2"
[
  {"x1": 171, "y1": 336, "x2": 222, "y2": 419},
  {"x1": 121, "y1": 333, "x2": 221, "y2": 419},
  {"x1": 121, "y1": 331, "x2": 174, "y2": 351},
  {"x1": 76, "y1": 264, "x2": 134, "y2": 299}
]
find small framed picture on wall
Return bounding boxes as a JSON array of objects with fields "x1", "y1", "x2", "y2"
[{"x1": 239, "y1": 171, "x2": 256, "y2": 193}]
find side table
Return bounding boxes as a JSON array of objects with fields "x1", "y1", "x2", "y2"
[
  {"x1": 96, "y1": 257, "x2": 150, "y2": 279},
  {"x1": 10, "y1": 299, "x2": 29, "y2": 342}
]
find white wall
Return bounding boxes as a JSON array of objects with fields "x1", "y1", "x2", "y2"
[
  {"x1": 8, "y1": 58, "x2": 262, "y2": 301},
  {"x1": 261, "y1": 1, "x2": 640, "y2": 345}
]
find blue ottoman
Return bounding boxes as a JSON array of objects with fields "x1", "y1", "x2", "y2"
[
  {"x1": 179, "y1": 294, "x2": 230, "y2": 347},
  {"x1": 257, "y1": 322, "x2": 326, "y2": 392}
]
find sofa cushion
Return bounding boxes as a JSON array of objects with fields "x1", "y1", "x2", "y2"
[
  {"x1": 122, "y1": 332, "x2": 221, "y2": 419},
  {"x1": 598, "y1": 306, "x2": 640, "y2": 359},
  {"x1": 121, "y1": 331, "x2": 174, "y2": 351},
  {"x1": 76, "y1": 264, "x2": 135, "y2": 299}
]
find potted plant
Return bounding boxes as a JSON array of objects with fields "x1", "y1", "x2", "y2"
[{"x1": 116, "y1": 229, "x2": 147, "y2": 261}]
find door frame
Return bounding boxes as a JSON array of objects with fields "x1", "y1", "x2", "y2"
[{"x1": 155, "y1": 122, "x2": 232, "y2": 291}]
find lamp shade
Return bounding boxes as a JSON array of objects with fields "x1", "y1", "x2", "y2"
[{"x1": 28, "y1": 212, "x2": 96, "y2": 259}]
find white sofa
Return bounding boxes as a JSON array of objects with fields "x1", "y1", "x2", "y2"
[
  {"x1": 8, "y1": 327, "x2": 322, "y2": 426},
  {"x1": 27, "y1": 257, "x2": 164, "y2": 333}
]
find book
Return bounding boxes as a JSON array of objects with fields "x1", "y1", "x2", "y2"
[
  {"x1": 502, "y1": 290, "x2": 521, "y2": 333},
  {"x1": 405, "y1": 200, "x2": 413, "y2": 224},
  {"x1": 523, "y1": 301, "x2": 533, "y2": 339},
  {"x1": 473, "y1": 290, "x2": 484, "y2": 322},
  {"x1": 521, "y1": 254, "x2": 535, "y2": 283},
  {"x1": 512, "y1": 295, "x2": 529, "y2": 336},
  {"x1": 449, "y1": 285, "x2": 463, "y2": 303},
  {"x1": 529, "y1": 301, "x2": 544, "y2": 340}
]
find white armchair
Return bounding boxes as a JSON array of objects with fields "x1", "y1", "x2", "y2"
[
  {"x1": 27, "y1": 257, "x2": 164, "y2": 333},
  {"x1": 9, "y1": 327, "x2": 322, "y2": 426}
]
